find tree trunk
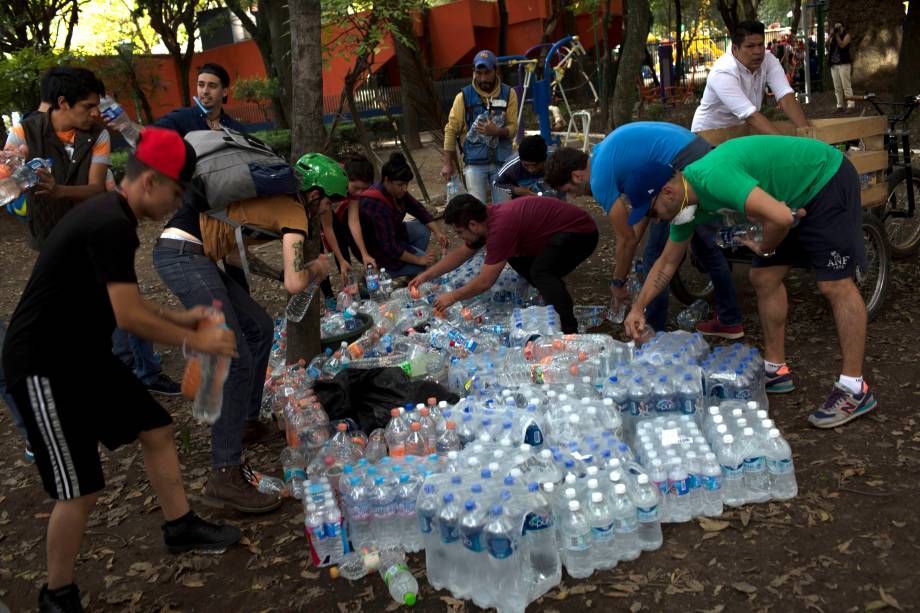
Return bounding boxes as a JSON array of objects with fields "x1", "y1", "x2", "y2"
[
  {"x1": 790, "y1": 0, "x2": 802, "y2": 37},
  {"x1": 290, "y1": 0, "x2": 327, "y2": 157},
  {"x1": 346, "y1": 87, "x2": 380, "y2": 169},
  {"x1": 62, "y1": 0, "x2": 79, "y2": 51},
  {"x1": 674, "y1": 0, "x2": 683, "y2": 81},
  {"x1": 611, "y1": 0, "x2": 651, "y2": 127},
  {"x1": 265, "y1": 0, "x2": 293, "y2": 129},
  {"x1": 598, "y1": 2, "x2": 612, "y2": 131},
  {"x1": 894, "y1": 0, "x2": 919, "y2": 98},
  {"x1": 177, "y1": 51, "x2": 194, "y2": 107},
  {"x1": 394, "y1": 16, "x2": 422, "y2": 149},
  {"x1": 497, "y1": 0, "x2": 509, "y2": 83},
  {"x1": 286, "y1": 212, "x2": 323, "y2": 365},
  {"x1": 740, "y1": 0, "x2": 758, "y2": 21},
  {"x1": 716, "y1": 0, "x2": 740, "y2": 34}
]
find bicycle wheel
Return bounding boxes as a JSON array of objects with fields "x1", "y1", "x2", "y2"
[
  {"x1": 670, "y1": 251, "x2": 715, "y2": 305},
  {"x1": 858, "y1": 213, "x2": 891, "y2": 322},
  {"x1": 875, "y1": 165, "x2": 920, "y2": 258}
]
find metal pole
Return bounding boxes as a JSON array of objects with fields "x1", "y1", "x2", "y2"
[
  {"x1": 816, "y1": 0, "x2": 827, "y2": 92},
  {"x1": 802, "y1": 4, "x2": 812, "y2": 104}
]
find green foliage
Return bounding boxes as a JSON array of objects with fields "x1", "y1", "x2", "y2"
[
  {"x1": 251, "y1": 116, "x2": 398, "y2": 161},
  {"x1": 0, "y1": 48, "x2": 85, "y2": 119},
  {"x1": 110, "y1": 150, "x2": 130, "y2": 182},
  {"x1": 234, "y1": 77, "x2": 280, "y2": 104},
  {"x1": 320, "y1": 0, "x2": 426, "y2": 66}
]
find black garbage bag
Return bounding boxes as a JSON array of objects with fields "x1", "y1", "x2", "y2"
[{"x1": 312, "y1": 367, "x2": 459, "y2": 433}]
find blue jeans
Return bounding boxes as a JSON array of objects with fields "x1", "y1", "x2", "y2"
[
  {"x1": 463, "y1": 163, "x2": 504, "y2": 204},
  {"x1": 153, "y1": 245, "x2": 273, "y2": 468},
  {"x1": 388, "y1": 220, "x2": 432, "y2": 278},
  {"x1": 644, "y1": 221, "x2": 742, "y2": 331},
  {"x1": 112, "y1": 328, "x2": 161, "y2": 385},
  {"x1": 0, "y1": 320, "x2": 28, "y2": 445}
]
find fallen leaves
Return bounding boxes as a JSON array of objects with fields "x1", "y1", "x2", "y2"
[
  {"x1": 697, "y1": 517, "x2": 731, "y2": 532},
  {"x1": 731, "y1": 581, "x2": 758, "y2": 594}
]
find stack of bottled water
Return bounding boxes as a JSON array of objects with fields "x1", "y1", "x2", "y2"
[
  {"x1": 701, "y1": 343, "x2": 768, "y2": 409},
  {"x1": 302, "y1": 476, "x2": 348, "y2": 567}
]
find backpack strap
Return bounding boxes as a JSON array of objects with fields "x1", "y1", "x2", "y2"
[{"x1": 207, "y1": 209, "x2": 282, "y2": 287}]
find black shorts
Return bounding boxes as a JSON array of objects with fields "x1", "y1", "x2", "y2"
[
  {"x1": 9, "y1": 360, "x2": 173, "y2": 500},
  {"x1": 752, "y1": 157, "x2": 866, "y2": 281}
]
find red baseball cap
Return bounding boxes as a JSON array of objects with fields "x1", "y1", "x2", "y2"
[{"x1": 134, "y1": 127, "x2": 197, "y2": 185}]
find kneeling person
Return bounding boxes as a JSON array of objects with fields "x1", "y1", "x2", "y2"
[
  {"x1": 411, "y1": 195, "x2": 598, "y2": 333},
  {"x1": 1, "y1": 128, "x2": 240, "y2": 613},
  {"x1": 622, "y1": 135, "x2": 876, "y2": 428}
]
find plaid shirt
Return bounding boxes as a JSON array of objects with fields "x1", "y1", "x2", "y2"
[{"x1": 358, "y1": 184, "x2": 434, "y2": 270}]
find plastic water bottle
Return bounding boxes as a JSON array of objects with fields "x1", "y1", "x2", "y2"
[
  {"x1": 715, "y1": 223, "x2": 764, "y2": 248},
  {"x1": 286, "y1": 253, "x2": 333, "y2": 322},
  {"x1": 379, "y1": 550, "x2": 419, "y2": 606},
  {"x1": 685, "y1": 451, "x2": 704, "y2": 517},
  {"x1": 98, "y1": 96, "x2": 140, "y2": 148},
  {"x1": 405, "y1": 422, "x2": 426, "y2": 457},
  {"x1": 676, "y1": 299, "x2": 711, "y2": 331},
  {"x1": 484, "y1": 505, "x2": 525, "y2": 611},
  {"x1": 370, "y1": 476, "x2": 398, "y2": 547},
  {"x1": 632, "y1": 474, "x2": 663, "y2": 550},
  {"x1": 419, "y1": 485, "x2": 447, "y2": 589},
  {"x1": 520, "y1": 483, "x2": 560, "y2": 599},
  {"x1": 343, "y1": 476, "x2": 373, "y2": 549},
  {"x1": 280, "y1": 447, "x2": 306, "y2": 500},
  {"x1": 765, "y1": 428, "x2": 797, "y2": 500},
  {"x1": 718, "y1": 434, "x2": 745, "y2": 507},
  {"x1": 446, "y1": 174, "x2": 466, "y2": 202},
  {"x1": 647, "y1": 459, "x2": 670, "y2": 522},
  {"x1": 611, "y1": 483, "x2": 640, "y2": 561},
  {"x1": 186, "y1": 300, "x2": 231, "y2": 425},
  {"x1": 323, "y1": 506, "x2": 346, "y2": 566},
  {"x1": 676, "y1": 372, "x2": 702, "y2": 417},
  {"x1": 457, "y1": 500, "x2": 486, "y2": 600},
  {"x1": 365, "y1": 264, "x2": 381, "y2": 300},
  {"x1": 435, "y1": 420, "x2": 461, "y2": 456},
  {"x1": 385, "y1": 408, "x2": 409, "y2": 458},
  {"x1": 436, "y1": 493, "x2": 463, "y2": 591},
  {"x1": 0, "y1": 158, "x2": 52, "y2": 206},
  {"x1": 305, "y1": 504, "x2": 332, "y2": 566},
  {"x1": 378, "y1": 268, "x2": 393, "y2": 299},
  {"x1": 586, "y1": 491, "x2": 616, "y2": 570},
  {"x1": 741, "y1": 427, "x2": 770, "y2": 503},
  {"x1": 396, "y1": 474, "x2": 423, "y2": 552},
  {"x1": 465, "y1": 112, "x2": 490, "y2": 146},
  {"x1": 560, "y1": 500, "x2": 593, "y2": 578},
  {"x1": 700, "y1": 452, "x2": 724, "y2": 516}
]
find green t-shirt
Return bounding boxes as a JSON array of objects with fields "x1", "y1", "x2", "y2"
[{"x1": 669, "y1": 135, "x2": 844, "y2": 242}]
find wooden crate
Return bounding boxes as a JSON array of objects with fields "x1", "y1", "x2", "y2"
[{"x1": 697, "y1": 116, "x2": 888, "y2": 208}]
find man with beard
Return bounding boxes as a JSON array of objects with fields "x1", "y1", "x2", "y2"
[{"x1": 441, "y1": 50, "x2": 519, "y2": 204}]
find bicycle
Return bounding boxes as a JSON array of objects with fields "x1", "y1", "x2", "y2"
[{"x1": 846, "y1": 93, "x2": 920, "y2": 257}]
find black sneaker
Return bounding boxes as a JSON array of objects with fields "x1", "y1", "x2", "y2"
[
  {"x1": 147, "y1": 374, "x2": 182, "y2": 397},
  {"x1": 162, "y1": 511, "x2": 241, "y2": 554},
  {"x1": 39, "y1": 583, "x2": 83, "y2": 613}
]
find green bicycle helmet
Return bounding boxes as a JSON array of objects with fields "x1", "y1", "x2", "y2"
[{"x1": 293, "y1": 153, "x2": 348, "y2": 199}]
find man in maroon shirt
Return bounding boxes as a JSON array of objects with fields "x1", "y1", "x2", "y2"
[{"x1": 410, "y1": 194, "x2": 598, "y2": 332}]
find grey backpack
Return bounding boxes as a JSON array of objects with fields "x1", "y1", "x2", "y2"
[{"x1": 183, "y1": 127, "x2": 300, "y2": 282}]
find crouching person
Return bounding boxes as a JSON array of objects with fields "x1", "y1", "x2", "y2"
[{"x1": 1, "y1": 128, "x2": 240, "y2": 613}]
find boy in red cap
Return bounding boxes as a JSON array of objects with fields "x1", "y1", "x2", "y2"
[{"x1": 2, "y1": 127, "x2": 241, "y2": 613}]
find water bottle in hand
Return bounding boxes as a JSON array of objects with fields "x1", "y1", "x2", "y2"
[
  {"x1": 99, "y1": 96, "x2": 141, "y2": 148},
  {"x1": 676, "y1": 299, "x2": 711, "y2": 331}
]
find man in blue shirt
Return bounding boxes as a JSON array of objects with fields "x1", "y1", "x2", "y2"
[
  {"x1": 154, "y1": 63, "x2": 248, "y2": 136},
  {"x1": 544, "y1": 121, "x2": 743, "y2": 337}
]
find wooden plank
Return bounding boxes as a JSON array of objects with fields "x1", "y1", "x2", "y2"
[
  {"x1": 697, "y1": 124, "x2": 751, "y2": 146},
  {"x1": 799, "y1": 116, "x2": 887, "y2": 144},
  {"x1": 861, "y1": 183, "x2": 888, "y2": 208},
  {"x1": 847, "y1": 150, "x2": 889, "y2": 174}
]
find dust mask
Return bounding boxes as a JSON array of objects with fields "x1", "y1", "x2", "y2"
[{"x1": 670, "y1": 175, "x2": 697, "y2": 225}]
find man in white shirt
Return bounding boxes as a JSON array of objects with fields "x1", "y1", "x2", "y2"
[{"x1": 692, "y1": 21, "x2": 809, "y2": 134}]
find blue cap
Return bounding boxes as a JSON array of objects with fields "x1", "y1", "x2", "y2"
[
  {"x1": 624, "y1": 161, "x2": 675, "y2": 225},
  {"x1": 473, "y1": 49, "x2": 498, "y2": 70}
]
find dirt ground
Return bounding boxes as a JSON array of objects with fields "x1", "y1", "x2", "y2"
[{"x1": 2, "y1": 92, "x2": 920, "y2": 612}]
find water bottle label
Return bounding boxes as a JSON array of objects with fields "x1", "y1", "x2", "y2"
[
  {"x1": 656, "y1": 399, "x2": 674, "y2": 413},
  {"x1": 637, "y1": 505, "x2": 658, "y2": 522},
  {"x1": 461, "y1": 530, "x2": 485, "y2": 552},
  {"x1": 627, "y1": 400, "x2": 641, "y2": 416},
  {"x1": 383, "y1": 562, "x2": 410, "y2": 586},
  {"x1": 100, "y1": 105, "x2": 124, "y2": 121},
  {"x1": 703, "y1": 475, "x2": 722, "y2": 491},
  {"x1": 439, "y1": 523, "x2": 460, "y2": 544},
  {"x1": 399, "y1": 501, "x2": 416, "y2": 517},
  {"x1": 722, "y1": 463, "x2": 743, "y2": 480},
  {"x1": 687, "y1": 473, "x2": 701, "y2": 490},
  {"x1": 768, "y1": 458, "x2": 794, "y2": 475},
  {"x1": 522, "y1": 511, "x2": 553, "y2": 534},
  {"x1": 283, "y1": 468, "x2": 306, "y2": 483},
  {"x1": 734, "y1": 389, "x2": 752, "y2": 400},
  {"x1": 324, "y1": 521, "x2": 341, "y2": 539},
  {"x1": 487, "y1": 534, "x2": 514, "y2": 559},
  {"x1": 655, "y1": 480, "x2": 669, "y2": 496},
  {"x1": 566, "y1": 534, "x2": 590, "y2": 551},
  {"x1": 418, "y1": 513, "x2": 434, "y2": 534},
  {"x1": 670, "y1": 478, "x2": 690, "y2": 496},
  {"x1": 591, "y1": 523, "x2": 615, "y2": 542},
  {"x1": 614, "y1": 517, "x2": 638, "y2": 534},
  {"x1": 367, "y1": 278, "x2": 380, "y2": 291},
  {"x1": 523, "y1": 424, "x2": 543, "y2": 446},
  {"x1": 680, "y1": 398, "x2": 696, "y2": 415},
  {"x1": 743, "y1": 457, "x2": 765, "y2": 472}
]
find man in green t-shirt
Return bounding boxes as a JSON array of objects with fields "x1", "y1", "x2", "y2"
[{"x1": 621, "y1": 135, "x2": 876, "y2": 429}]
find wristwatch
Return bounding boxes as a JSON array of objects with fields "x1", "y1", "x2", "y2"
[{"x1": 611, "y1": 278, "x2": 626, "y2": 288}]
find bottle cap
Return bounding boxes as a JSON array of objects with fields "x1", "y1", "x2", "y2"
[
  {"x1": 404, "y1": 593, "x2": 417, "y2": 606},
  {"x1": 410, "y1": 422, "x2": 421, "y2": 431},
  {"x1": 637, "y1": 474, "x2": 649, "y2": 484},
  {"x1": 614, "y1": 483, "x2": 627, "y2": 494},
  {"x1": 568, "y1": 500, "x2": 580, "y2": 511},
  {"x1": 591, "y1": 491, "x2": 604, "y2": 503}
]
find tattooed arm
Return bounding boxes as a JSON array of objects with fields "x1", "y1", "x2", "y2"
[
  {"x1": 281, "y1": 233, "x2": 330, "y2": 295},
  {"x1": 624, "y1": 237, "x2": 690, "y2": 340}
]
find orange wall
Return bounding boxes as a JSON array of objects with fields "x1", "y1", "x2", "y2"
[{"x1": 93, "y1": 0, "x2": 623, "y2": 122}]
